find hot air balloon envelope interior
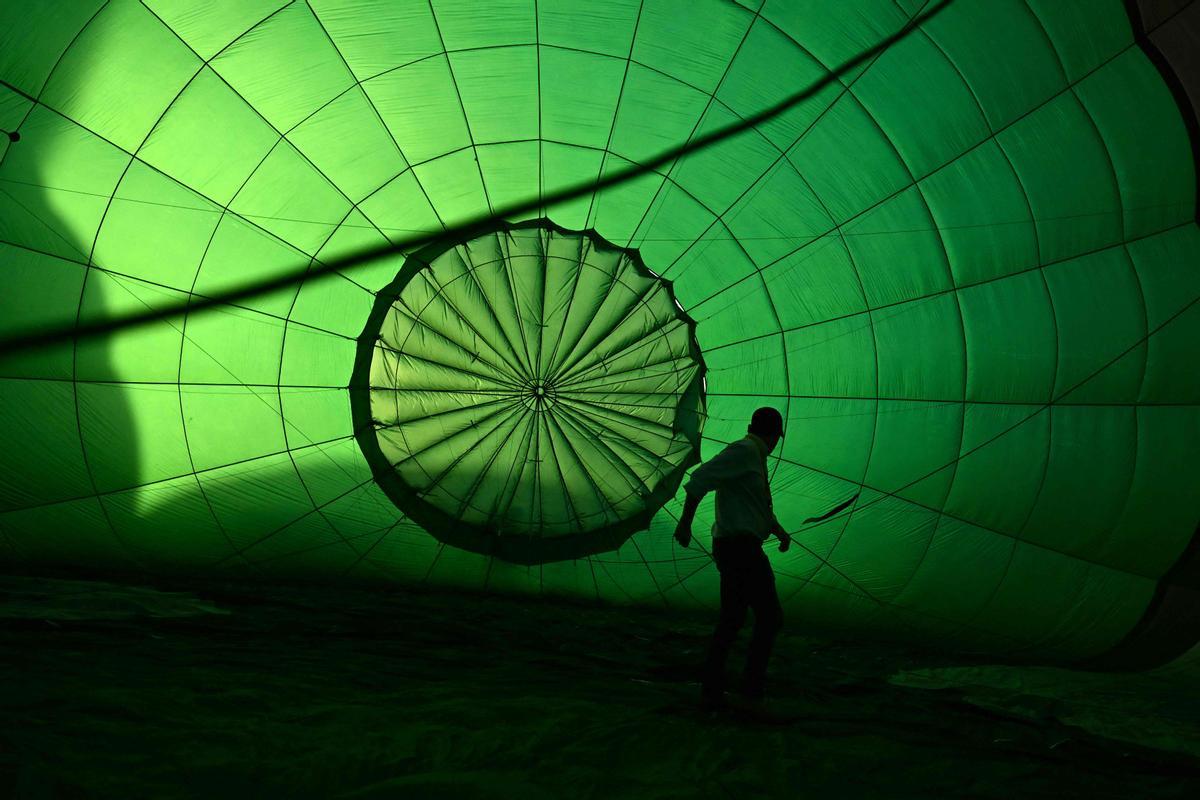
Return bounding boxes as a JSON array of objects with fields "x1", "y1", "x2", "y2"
[{"x1": 2, "y1": 0, "x2": 1200, "y2": 795}]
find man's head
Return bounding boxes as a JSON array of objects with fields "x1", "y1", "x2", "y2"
[{"x1": 748, "y1": 406, "x2": 784, "y2": 453}]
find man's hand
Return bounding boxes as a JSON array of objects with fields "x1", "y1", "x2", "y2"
[
  {"x1": 674, "y1": 519, "x2": 692, "y2": 549},
  {"x1": 771, "y1": 520, "x2": 791, "y2": 553}
]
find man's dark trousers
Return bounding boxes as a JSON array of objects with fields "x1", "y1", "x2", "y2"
[{"x1": 701, "y1": 535, "x2": 784, "y2": 702}]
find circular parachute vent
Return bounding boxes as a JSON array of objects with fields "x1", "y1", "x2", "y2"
[{"x1": 351, "y1": 220, "x2": 705, "y2": 564}]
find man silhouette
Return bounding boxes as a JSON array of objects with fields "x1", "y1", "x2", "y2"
[{"x1": 674, "y1": 407, "x2": 790, "y2": 712}]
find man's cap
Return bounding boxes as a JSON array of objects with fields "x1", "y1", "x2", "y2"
[{"x1": 749, "y1": 406, "x2": 784, "y2": 437}]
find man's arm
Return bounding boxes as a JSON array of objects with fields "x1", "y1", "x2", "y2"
[
  {"x1": 673, "y1": 443, "x2": 749, "y2": 548},
  {"x1": 673, "y1": 491, "x2": 702, "y2": 548}
]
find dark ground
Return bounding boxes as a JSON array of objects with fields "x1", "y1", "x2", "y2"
[{"x1": 2, "y1": 574, "x2": 1198, "y2": 799}]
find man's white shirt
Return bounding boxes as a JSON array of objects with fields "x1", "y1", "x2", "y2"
[{"x1": 683, "y1": 434, "x2": 780, "y2": 542}]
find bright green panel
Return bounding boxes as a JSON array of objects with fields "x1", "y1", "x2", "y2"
[
  {"x1": 411, "y1": 150, "x2": 490, "y2": 226},
  {"x1": 843, "y1": 187, "x2": 954, "y2": 307},
  {"x1": 777, "y1": 399, "x2": 875, "y2": 484},
  {"x1": 671, "y1": 105, "x2": 781, "y2": 217},
  {"x1": 93, "y1": 161, "x2": 221, "y2": 288},
  {"x1": 364, "y1": 57, "x2": 473, "y2": 165},
  {"x1": 997, "y1": 92, "x2": 1122, "y2": 266},
  {"x1": 853, "y1": 28, "x2": 989, "y2": 177},
  {"x1": 288, "y1": 88, "x2": 410, "y2": 203},
  {"x1": 959, "y1": 271, "x2": 1056, "y2": 403},
  {"x1": 314, "y1": 209, "x2": 405, "y2": 289},
  {"x1": 610, "y1": 65, "x2": 711, "y2": 165},
  {"x1": 659, "y1": 232, "x2": 749, "y2": 309},
  {"x1": 191, "y1": 215, "x2": 313, "y2": 318},
  {"x1": 624, "y1": 178, "x2": 717, "y2": 269},
  {"x1": 309, "y1": 0, "x2": 441, "y2": 79},
  {"x1": 587, "y1": 152, "x2": 678, "y2": 241},
  {"x1": 873, "y1": 293, "x2": 964, "y2": 399},
  {"x1": 181, "y1": 385, "x2": 287, "y2": 473},
  {"x1": 538, "y1": 0, "x2": 639, "y2": 57},
  {"x1": 278, "y1": 321, "x2": 354, "y2": 381},
  {"x1": 287, "y1": 273, "x2": 377, "y2": 344},
  {"x1": 722, "y1": 160, "x2": 832, "y2": 265},
  {"x1": 539, "y1": 142, "x2": 605, "y2": 227},
  {"x1": 765, "y1": 238, "x2": 866, "y2": 331},
  {"x1": 632, "y1": 0, "x2": 750, "y2": 93},
  {"x1": 209, "y1": 2, "x2": 355, "y2": 133},
  {"x1": 922, "y1": 0, "x2": 1066, "y2": 131},
  {"x1": 141, "y1": 67, "x2": 278, "y2": 206},
  {"x1": 451, "y1": 46, "x2": 539, "y2": 145},
  {"x1": 763, "y1": 0, "x2": 910, "y2": 82},
  {"x1": 40, "y1": 0, "x2": 199, "y2": 152},
  {"x1": 1, "y1": 106, "x2": 130, "y2": 261},
  {"x1": 144, "y1": 0, "x2": 288, "y2": 61},
  {"x1": 694, "y1": 284, "x2": 778, "y2": 350},
  {"x1": 920, "y1": 140, "x2": 1038, "y2": 286},
  {"x1": 179, "y1": 307, "x2": 287, "y2": 385},
  {"x1": 227, "y1": 143, "x2": 352, "y2": 254},
  {"x1": 358, "y1": 171, "x2": 445, "y2": 240},
  {"x1": 432, "y1": 0, "x2": 535, "y2": 50},
  {"x1": 784, "y1": 316, "x2": 877, "y2": 398},
  {"x1": 699, "y1": 391, "x2": 779, "y2": 452},
  {"x1": 943, "y1": 404, "x2": 1049, "y2": 535},
  {"x1": 715, "y1": 20, "x2": 839, "y2": 155},
  {"x1": 0, "y1": 90, "x2": 30, "y2": 164},
  {"x1": 864, "y1": 401, "x2": 962, "y2": 508},
  {"x1": 789, "y1": 94, "x2": 910, "y2": 222},
  {"x1": 278, "y1": 388, "x2": 356, "y2": 449},
  {"x1": 540, "y1": 48, "x2": 627, "y2": 149}
]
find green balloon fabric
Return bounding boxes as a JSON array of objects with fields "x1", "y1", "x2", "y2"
[{"x1": 0, "y1": 0, "x2": 1198, "y2": 662}]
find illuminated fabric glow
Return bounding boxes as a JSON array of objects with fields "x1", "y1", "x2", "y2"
[{"x1": 0, "y1": 0, "x2": 1197, "y2": 664}]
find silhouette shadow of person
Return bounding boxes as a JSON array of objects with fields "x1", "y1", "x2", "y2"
[{"x1": 0, "y1": 21, "x2": 145, "y2": 575}]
